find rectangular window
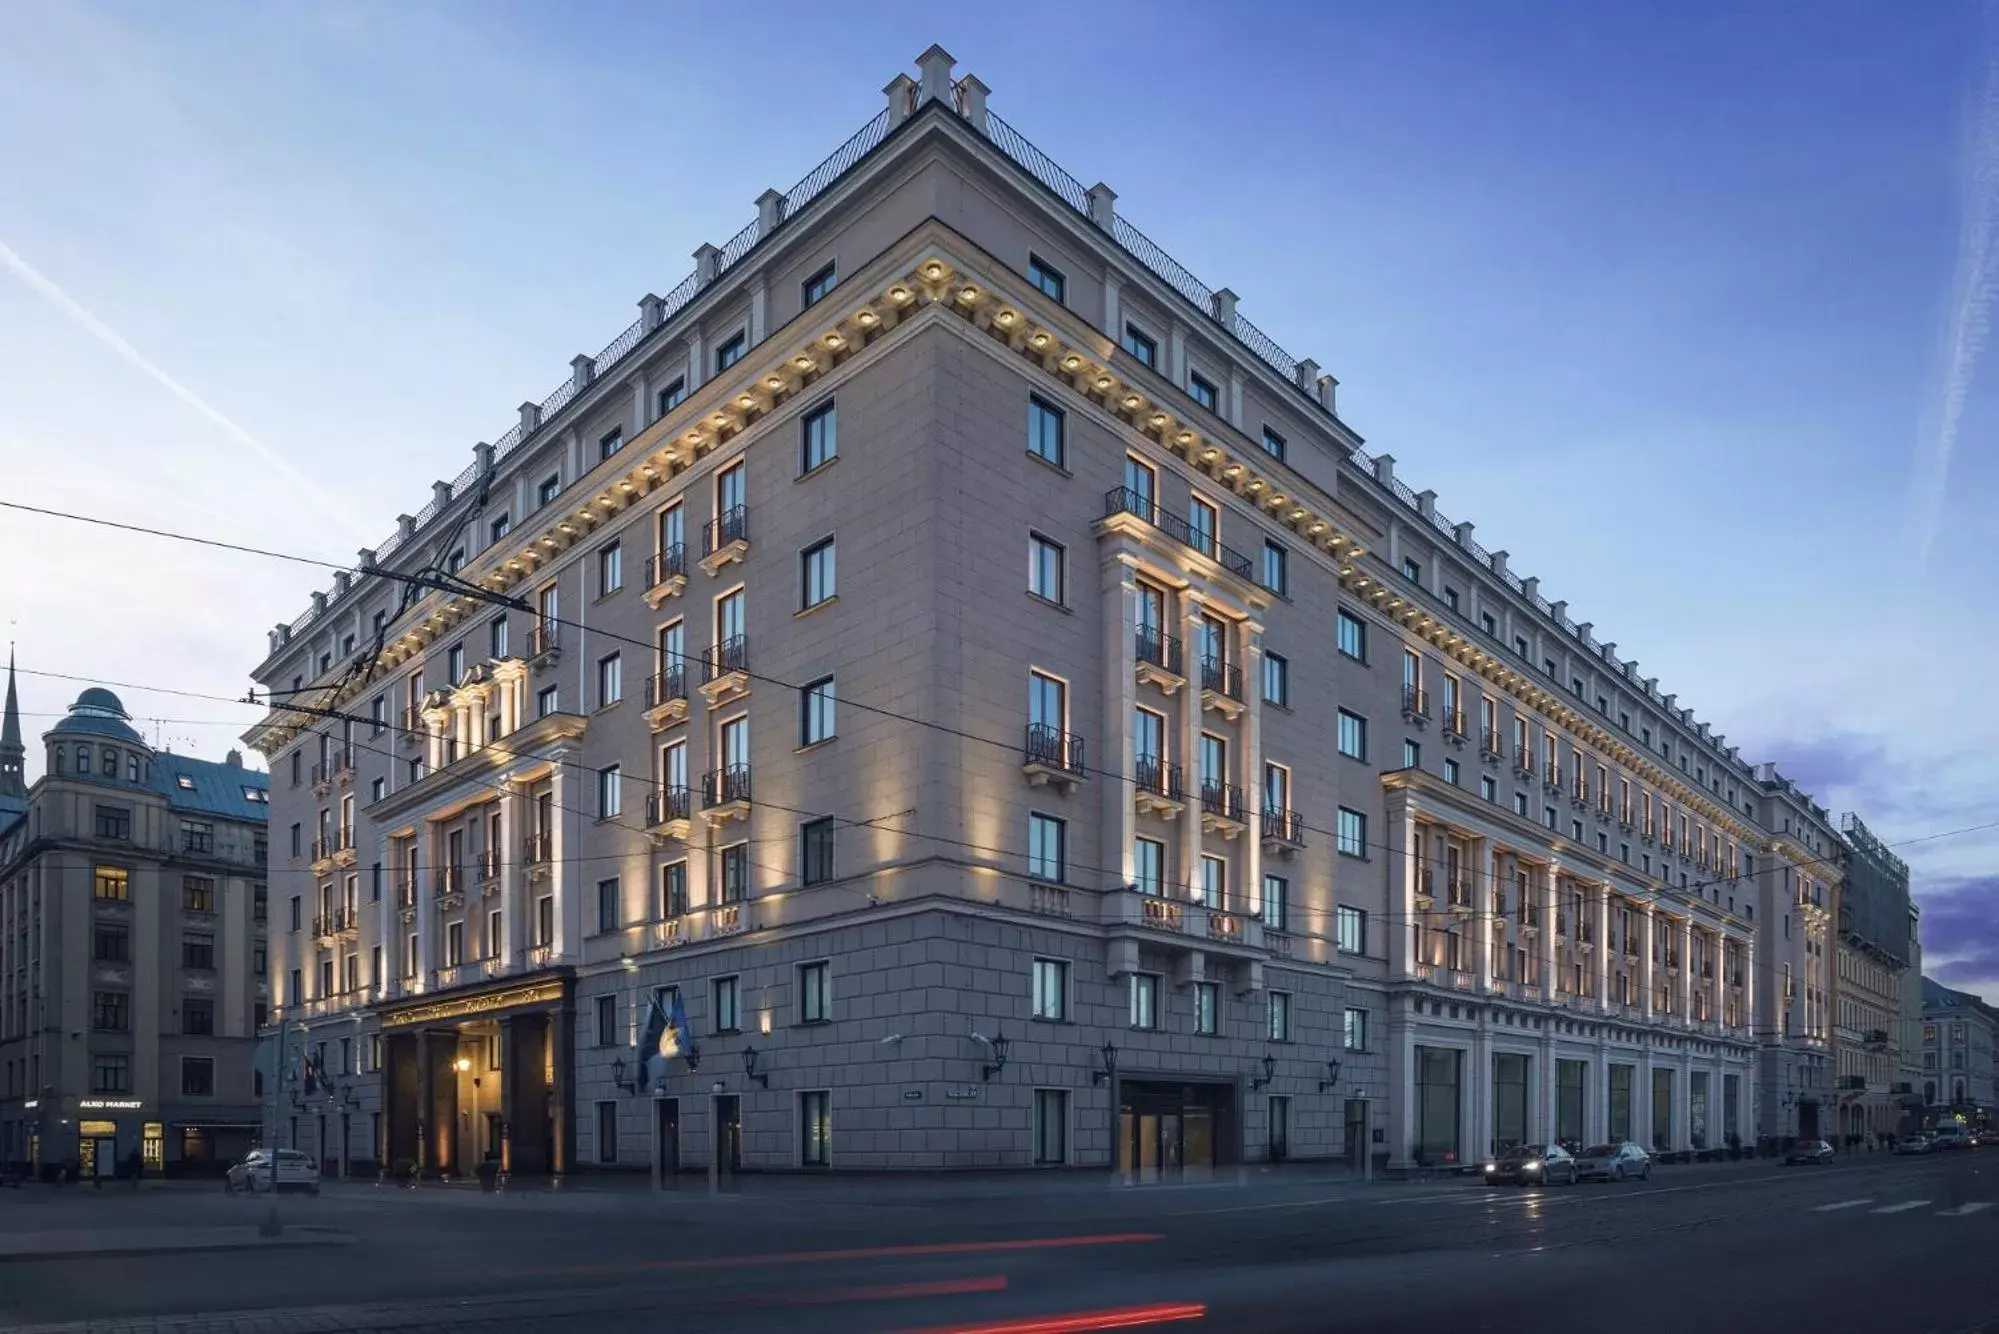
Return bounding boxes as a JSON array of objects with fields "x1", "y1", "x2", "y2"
[
  {"x1": 801, "y1": 676, "x2": 836, "y2": 745},
  {"x1": 1480, "y1": 611, "x2": 1496, "y2": 636},
  {"x1": 599, "y1": 428, "x2": 622, "y2": 462},
  {"x1": 182, "y1": 1001, "x2": 215, "y2": 1036},
  {"x1": 799, "y1": 961, "x2": 830, "y2": 1023},
  {"x1": 1262, "y1": 652, "x2": 1288, "y2": 706},
  {"x1": 1189, "y1": 372, "x2": 1218, "y2": 411},
  {"x1": 714, "y1": 332, "x2": 745, "y2": 372},
  {"x1": 1402, "y1": 555, "x2": 1422, "y2": 584},
  {"x1": 1337, "y1": 610, "x2": 1367, "y2": 661},
  {"x1": 712, "y1": 975, "x2": 741, "y2": 1032},
  {"x1": 181, "y1": 1057, "x2": 215, "y2": 1098},
  {"x1": 1033, "y1": 1088, "x2": 1068, "y2": 1165},
  {"x1": 1344, "y1": 1007, "x2": 1369, "y2": 1052},
  {"x1": 1122, "y1": 323, "x2": 1157, "y2": 367},
  {"x1": 1133, "y1": 836, "x2": 1165, "y2": 897},
  {"x1": 597, "y1": 765, "x2": 622, "y2": 818},
  {"x1": 800, "y1": 817, "x2": 834, "y2": 885},
  {"x1": 1268, "y1": 991, "x2": 1292, "y2": 1042},
  {"x1": 1028, "y1": 254, "x2": 1066, "y2": 302},
  {"x1": 598, "y1": 543, "x2": 622, "y2": 596},
  {"x1": 661, "y1": 860, "x2": 688, "y2": 917},
  {"x1": 94, "y1": 806, "x2": 131, "y2": 840},
  {"x1": 1481, "y1": 775, "x2": 1497, "y2": 802},
  {"x1": 93, "y1": 991, "x2": 130, "y2": 1031},
  {"x1": 1261, "y1": 541, "x2": 1288, "y2": 595},
  {"x1": 1028, "y1": 533, "x2": 1065, "y2": 604},
  {"x1": 1337, "y1": 711, "x2": 1368, "y2": 761},
  {"x1": 596, "y1": 1101, "x2": 618, "y2": 1164},
  {"x1": 657, "y1": 377, "x2": 687, "y2": 417},
  {"x1": 537, "y1": 684, "x2": 558, "y2": 718},
  {"x1": 1337, "y1": 808, "x2": 1368, "y2": 858},
  {"x1": 1263, "y1": 874, "x2": 1289, "y2": 932},
  {"x1": 597, "y1": 652, "x2": 622, "y2": 708},
  {"x1": 180, "y1": 875, "x2": 214, "y2": 912},
  {"x1": 1129, "y1": 973, "x2": 1159, "y2": 1029},
  {"x1": 1187, "y1": 494, "x2": 1218, "y2": 557},
  {"x1": 92, "y1": 1054, "x2": 131, "y2": 1094},
  {"x1": 1261, "y1": 426, "x2": 1286, "y2": 461},
  {"x1": 800, "y1": 1090, "x2": 831, "y2": 1167},
  {"x1": 182, "y1": 933, "x2": 215, "y2": 970},
  {"x1": 1028, "y1": 395, "x2": 1065, "y2": 468},
  {"x1": 801, "y1": 537, "x2": 836, "y2": 609},
  {"x1": 1028, "y1": 812, "x2": 1066, "y2": 883},
  {"x1": 1032, "y1": 958, "x2": 1069, "y2": 1021},
  {"x1": 595, "y1": 995, "x2": 617, "y2": 1046},
  {"x1": 489, "y1": 512, "x2": 511, "y2": 546},
  {"x1": 93, "y1": 926, "x2": 129, "y2": 962},
  {"x1": 596, "y1": 877, "x2": 620, "y2": 934},
  {"x1": 1444, "y1": 758, "x2": 1460, "y2": 785},
  {"x1": 718, "y1": 844, "x2": 747, "y2": 903},
  {"x1": 1444, "y1": 585, "x2": 1460, "y2": 612},
  {"x1": 1199, "y1": 854, "x2": 1226, "y2": 909},
  {"x1": 802, "y1": 261, "x2": 836, "y2": 308},
  {"x1": 538, "y1": 473, "x2": 561, "y2": 507},
  {"x1": 1193, "y1": 980, "x2": 1219, "y2": 1035},
  {"x1": 801, "y1": 401, "x2": 837, "y2": 472},
  {"x1": 1403, "y1": 739, "x2": 1420, "y2": 770}
]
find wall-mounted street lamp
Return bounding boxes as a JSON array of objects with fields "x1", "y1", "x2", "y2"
[
  {"x1": 981, "y1": 1029, "x2": 1011, "y2": 1082},
  {"x1": 610, "y1": 1056, "x2": 642, "y2": 1097},
  {"x1": 1250, "y1": 1049, "x2": 1277, "y2": 1090},
  {"x1": 742, "y1": 1045, "x2": 769, "y2": 1089},
  {"x1": 1319, "y1": 1058, "x2": 1343, "y2": 1093},
  {"x1": 1093, "y1": 1041, "x2": 1118, "y2": 1086}
]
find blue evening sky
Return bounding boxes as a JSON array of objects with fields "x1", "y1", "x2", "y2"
[{"x1": 1, "y1": 2, "x2": 1993, "y2": 986}]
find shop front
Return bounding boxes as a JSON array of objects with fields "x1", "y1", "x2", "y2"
[{"x1": 1115, "y1": 1079, "x2": 1236, "y2": 1179}]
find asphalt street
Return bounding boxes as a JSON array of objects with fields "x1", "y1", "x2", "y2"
[{"x1": 0, "y1": 1152, "x2": 1992, "y2": 1333}]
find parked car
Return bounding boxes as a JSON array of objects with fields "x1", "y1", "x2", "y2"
[
  {"x1": 1931, "y1": 1124, "x2": 1970, "y2": 1151},
  {"x1": 1575, "y1": 1142, "x2": 1652, "y2": 1182},
  {"x1": 225, "y1": 1148, "x2": 319, "y2": 1194},
  {"x1": 1785, "y1": 1139, "x2": 1835, "y2": 1165},
  {"x1": 1484, "y1": 1143, "x2": 1578, "y2": 1187},
  {"x1": 1894, "y1": 1135, "x2": 1933, "y2": 1156}
]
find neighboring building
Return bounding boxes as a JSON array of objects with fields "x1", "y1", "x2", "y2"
[
  {"x1": 1898, "y1": 902, "x2": 1926, "y2": 1130},
  {"x1": 1830, "y1": 812, "x2": 1910, "y2": 1143},
  {"x1": 1921, "y1": 978, "x2": 1999, "y2": 1119},
  {"x1": 0, "y1": 671, "x2": 270, "y2": 1178},
  {"x1": 250, "y1": 49, "x2": 1854, "y2": 1178}
]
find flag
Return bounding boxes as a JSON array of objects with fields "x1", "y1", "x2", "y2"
[{"x1": 639, "y1": 987, "x2": 691, "y2": 1086}]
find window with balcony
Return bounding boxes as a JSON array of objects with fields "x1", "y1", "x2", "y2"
[
  {"x1": 801, "y1": 401, "x2": 837, "y2": 473},
  {"x1": 801, "y1": 537, "x2": 836, "y2": 609},
  {"x1": 1124, "y1": 454, "x2": 1156, "y2": 509},
  {"x1": 802, "y1": 261, "x2": 836, "y2": 308},
  {"x1": 1188, "y1": 494, "x2": 1218, "y2": 558},
  {"x1": 1028, "y1": 812, "x2": 1066, "y2": 883},
  {"x1": 1032, "y1": 957, "x2": 1068, "y2": 1022},
  {"x1": 801, "y1": 817, "x2": 834, "y2": 885},
  {"x1": 1029, "y1": 532, "x2": 1065, "y2": 604}
]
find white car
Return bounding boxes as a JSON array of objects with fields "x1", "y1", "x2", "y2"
[
  {"x1": 225, "y1": 1148, "x2": 319, "y2": 1195},
  {"x1": 1576, "y1": 1142, "x2": 1653, "y2": 1181}
]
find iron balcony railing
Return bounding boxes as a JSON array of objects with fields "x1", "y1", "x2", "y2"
[
  {"x1": 646, "y1": 666, "x2": 688, "y2": 709},
  {"x1": 1135, "y1": 626, "x2": 1183, "y2": 676},
  {"x1": 1135, "y1": 757, "x2": 1183, "y2": 801},
  {"x1": 1102, "y1": 488, "x2": 1254, "y2": 581},
  {"x1": 1023, "y1": 723, "x2": 1086, "y2": 775},
  {"x1": 527, "y1": 623, "x2": 559, "y2": 660},
  {"x1": 312, "y1": 906, "x2": 356, "y2": 938},
  {"x1": 702, "y1": 764, "x2": 754, "y2": 808},
  {"x1": 435, "y1": 865, "x2": 464, "y2": 897},
  {"x1": 1199, "y1": 781, "x2": 1245, "y2": 823},
  {"x1": 647, "y1": 785, "x2": 692, "y2": 827},
  {"x1": 646, "y1": 543, "x2": 687, "y2": 588},
  {"x1": 1199, "y1": 656, "x2": 1243, "y2": 702},
  {"x1": 701, "y1": 635, "x2": 750, "y2": 683},
  {"x1": 1401, "y1": 685, "x2": 1430, "y2": 719},
  {"x1": 476, "y1": 849, "x2": 502, "y2": 881},
  {"x1": 1440, "y1": 709, "x2": 1467, "y2": 739},
  {"x1": 1514, "y1": 745, "x2": 1535, "y2": 774},
  {"x1": 523, "y1": 832, "x2": 552, "y2": 865},
  {"x1": 702, "y1": 504, "x2": 749, "y2": 556},
  {"x1": 394, "y1": 871, "x2": 418, "y2": 909},
  {"x1": 401, "y1": 705, "x2": 424, "y2": 738},
  {"x1": 1260, "y1": 807, "x2": 1303, "y2": 844}
]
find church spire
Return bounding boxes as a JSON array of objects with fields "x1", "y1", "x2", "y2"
[{"x1": 0, "y1": 646, "x2": 25, "y2": 799}]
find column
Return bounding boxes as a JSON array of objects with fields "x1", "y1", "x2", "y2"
[
  {"x1": 1102, "y1": 272, "x2": 1122, "y2": 346},
  {"x1": 551, "y1": 1000, "x2": 575, "y2": 1177},
  {"x1": 1104, "y1": 564, "x2": 1138, "y2": 884},
  {"x1": 1677, "y1": 1054, "x2": 1692, "y2": 1151},
  {"x1": 1593, "y1": 885, "x2": 1612, "y2": 1012},
  {"x1": 1475, "y1": 841, "x2": 1496, "y2": 992},
  {"x1": 550, "y1": 748, "x2": 585, "y2": 959},
  {"x1": 376, "y1": 833, "x2": 394, "y2": 998},
  {"x1": 1640, "y1": 908, "x2": 1656, "y2": 1021},
  {"x1": 1388, "y1": 791, "x2": 1418, "y2": 979},
  {"x1": 1538, "y1": 1034, "x2": 1557, "y2": 1143},
  {"x1": 687, "y1": 328, "x2": 706, "y2": 390},
  {"x1": 1178, "y1": 601, "x2": 1204, "y2": 901},
  {"x1": 1166, "y1": 320, "x2": 1187, "y2": 389},
  {"x1": 500, "y1": 782, "x2": 525, "y2": 969},
  {"x1": 1538, "y1": 861, "x2": 1558, "y2": 1002},
  {"x1": 1636, "y1": 1051, "x2": 1654, "y2": 1151},
  {"x1": 1470, "y1": 1027, "x2": 1492, "y2": 1161},
  {"x1": 1678, "y1": 918, "x2": 1695, "y2": 1023},
  {"x1": 417, "y1": 1032, "x2": 435, "y2": 1176},
  {"x1": 1240, "y1": 621, "x2": 1263, "y2": 916},
  {"x1": 628, "y1": 374, "x2": 649, "y2": 435},
  {"x1": 415, "y1": 821, "x2": 435, "y2": 989}
]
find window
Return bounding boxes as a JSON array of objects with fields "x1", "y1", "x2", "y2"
[
  {"x1": 1261, "y1": 426, "x2": 1286, "y2": 461},
  {"x1": 1122, "y1": 323, "x2": 1157, "y2": 367},
  {"x1": 1262, "y1": 652, "x2": 1288, "y2": 707},
  {"x1": 799, "y1": 961, "x2": 830, "y2": 1023},
  {"x1": 1028, "y1": 812, "x2": 1066, "y2": 883},
  {"x1": 1444, "y1": 759, "x2": 1460, "y2": 785},
  {"x1": 596, "y1": 1101, "x2": 618, "y2": 1164},
  {"x1": 597, "y1": 765, "x2": 622, "y2": 818},
  {"x1": 183, "y1": 876, "x2": 215, "y2": 912},
  {"x1": 94, "y1": 805, "x2": 130, "y2": 840},
  {"x1": 1028, "y1": 254, "x2": 1066, "y2": 302},
  {"x1": 801, "y1": 537, "x2": 836, "y2": 608},
  {"x1": 598, "y1": 543, "x2": 623, "y2": 596},
  {"x1": 801, "y1": 401, "x2": 837, "y2": 472},
  {"x1": 1343, "y1": 1007, "x2": 1369, "y2": 1052},
  {"x1": 92, "y1": 1054, "x2": 131, "y2": 1094},
  {"x1": 1027, "y1": 396, "x2": 1065, "y2": 467},
  {"x1": 1515, "y1": 634, "x2": 1530, "y2": 658},
  {"x1": 538, "y1": 473, "x2": 562, "y2": 507},
  {"x1": 1170, "y1": 979, "x2": 1214, "y2": 1039},
  {"x1": 184, "y1": 998, "x2": 215, "y2": 1036},
  {"x1": 536, "y1": 684, "x2": 559, "y2": 718},
  {"x1": 1033, "y1": 1089, "x2": 1068, "y2": 1165},
  {"x1": 1481, "y1": 775, "x2": 1497, "y2": 801},
  {"x1": 597, "y1": 653, "x2": 623, "y2": 708},
  {"x1": 93, "y1": 991, "x2": 130, "y2": 1031},
  {"x1": 1515, "y1": 792, "x2": 1530, "y2": 816},
  {"x1": 1188, "y1": 494, "x2": 1218, "y2": 557},
  {"x1": 1268, "y1": 991, "x2": 1292, "y2": 1042},
  {"x1": 596, "y1": 877, "x2": 620, "y2": 934},
  {"x1": 718, "y1": 844, "x2": 747, "y2": 903},
  {"x1": 802, "y1": 261, "x2": 836, "y2": 308},
  {"x1": 1403, "y1": 740, "x2": 1420, "y2": 770},
  {"x1": 715, "y1": 331, "x2": 745, "y2": 372},
  {"x1": 489, "y1": 512, "x2": 511, "y2": 545},
  {"x1": 1337, "y1": 809, "x2": 1368, "y2": 858},
  {"x1": 1264, "y1": 874, "x2": 1289, "y2": 932},
  {"x1": 1546, "y1": 806, "x2": 1559, "y2": 830},
  {"x1": 183, "y1": 934, "x2": 216, "y2": 970},
  {"x1": 1032, "y1": 958, "x2": 1069, "y2": 1021},
  {"x1": 599, "y1": 428, "x2": 623, "y2": 462},
  {"x1": 1337, "y1": 610, "x2": 1367, "y2": 661},
  {"x1": 1444, "y1": 585, "x2": 1460, "y2": 612},
  {"x1": 1189, "y1": 372, "x2": 1218, "y2": 411},
  {"x1": 1129, "y1": 973, "x2": 1159, "y2": 1029},
  {"x1": 1133, "y1": 836, "x2": 1165, "y2": 896},
  {"x1": 800, "y1": 817, "x2": 834, "y2": 885},
  {"x1": 801, "y1": 676, "x2": 836, "y2": 745},
  {"x1": 657, "y1": 377, "x2": 687, "y2": 417},
  {"x1": 446, "y1": 642, "x2": 466, "y2": 686},
  {"x1": 1337, "y1": 711, "x2": 1368, "y2": 761},
  {"x1": 93, "y1": 926, "x2": 129, "y2": 962},
  {"x1": 1199, "y1": 855, "x2": 1226, "y2": 909},
  {"x1": 1480, "y1": 611, "x2": 1497, "y2": 636},
  {"x1": 1401, "y1": 556, "x2": 1421, "y2": 584},
  {"x1": 94, "y1": 866, "x2": 129, "y2": 901},
  {"x1": 661, "y1": 860, "x2": 688, "y2": 917},
  {"x1": 1028, "y1": 533, "x2": 1065, "y2": 604},
  {"x1": 1261, "y1": 541, "x2": 1288, "y2": 595},
  {"x1": 288, "y1": 894, "x2": 301, "y2": 931},
  {"x1": 800, "y1": 1090, "x2": 831, "y2": 1167},
  {"x1": 177, "y1": 1056, "x2": 214, "y2": 1098},
  {"x1": 594, "y1": 995, "x2": 617, "y2": 1046},
  {"x1": 712, "y1": 976, "x2": 741, "y2": 1032}
]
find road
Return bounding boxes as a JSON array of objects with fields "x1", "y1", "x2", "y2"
[{"x1": 0, "y1": 1151, "x2": 1993, "y2": 1333}]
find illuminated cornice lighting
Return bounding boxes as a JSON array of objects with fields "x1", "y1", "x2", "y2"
[
  {"x1": 889, "y1": 284, "x2": 913, "y2": 303},
  {"x1": 1031, "y1": 332, "x2": 1051, "y2": 349},
  {"x1": 1060, "y1": 354, "x2": 1082, "y2": 371},
  {"x1": 995, "y1": 310, "x2": 1017, "y2": 327},
  {"x1": 857, "y1": 309, "x2": 879, "y2": 327},
  {"x1": 922, "y1": 261, "x2": 945, "y2": 281}
]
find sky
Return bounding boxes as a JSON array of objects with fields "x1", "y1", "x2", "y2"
[{"x1": 1, "y1": 1, "x2": 1994, "y2": 991}]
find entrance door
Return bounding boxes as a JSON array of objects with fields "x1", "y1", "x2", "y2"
[
  {"x1": 715, "y1": 1095, "x2": 740, "y2": 1173},
  {"x1": 656, "y1": 1099, "x2": 680, "y2": 1182},
  {"x1": 1799, "y1": 1101, "x2": 1821, "y2": 1140}
]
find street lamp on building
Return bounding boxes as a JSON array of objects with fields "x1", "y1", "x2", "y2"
[
  {"x1": 742, "y1": 1046, "x2": 770, "y2": 1089},
  {"x1": 1319, "y1": 1059, "x2": 1343, "y2": 1093},
  {"x1": 1251, "y1": 1049, "x2": 1277, "y2": 1090},
  {"x1": 1092, "y1": 1041, "x2": 1117, "y2": 1086}
]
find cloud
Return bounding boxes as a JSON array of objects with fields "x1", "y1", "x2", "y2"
[{"x1": 1921, "y1": 875, "x2": 1999, "y2": 999}]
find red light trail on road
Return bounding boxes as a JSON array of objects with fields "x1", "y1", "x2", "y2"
[{"x1": 897, "y1": 1302, "x2": 1208, "y2": 1333}]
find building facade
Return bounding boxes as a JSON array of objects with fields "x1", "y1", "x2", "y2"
[
  {"x1": 1922, "y1": 978, "x2": 1998, "y2": 1120},
  {"x1": 0, "y1": 673, "x2": 270, "y2": 1178},
  {"x1": 252, "y1": 49, "x2": 1868, "y2": 1178},
  {"x1": 1829, "y1": 812, "x2": 1911, "y2": 1143},
  {"x1": 1899, "y1": 902, "x2": 1926, "y2": 1128}
]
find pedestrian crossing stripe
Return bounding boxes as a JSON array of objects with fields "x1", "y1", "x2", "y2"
[
  {"x1": 1813, "y1": 1199, "x2": 1871, "y2": 1211},
  {"x1": 1871, "y1": 1200, "x2": 1930, "y2": 1214},
  {"x1": 1937, "y1": 1202, "x2": 1994, "y2": 1217}
]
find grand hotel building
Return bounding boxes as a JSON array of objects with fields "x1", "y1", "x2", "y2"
[{"x1": 250, "y1": 49, "x2": 1844, "y2": 1177}]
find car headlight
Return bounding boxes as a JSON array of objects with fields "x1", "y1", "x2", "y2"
[
  {"x1": 1524, "y1": 1160, "x2": 1543, "y2": 1172},
  {"x1": 1483, "y1": 1162, "x2": 1497, "y2": 1173}
]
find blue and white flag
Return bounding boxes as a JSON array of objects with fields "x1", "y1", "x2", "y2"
[{"x1": 638, "y1": 987, "x2": 691, "y2": 1086}]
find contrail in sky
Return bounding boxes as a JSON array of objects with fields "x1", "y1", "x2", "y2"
[
  {"x1": 1912, "y1": 6, "x2": 1999, "y2": 571},
  {"x1": 0, "y1": 235, "x2": 369, "y2": 542}
]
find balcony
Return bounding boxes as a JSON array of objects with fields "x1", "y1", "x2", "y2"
[
  {"x1": 1021, "y1": 723, "x2": 1086, "y2": 793},
  {"x1": 1543, "y1": 767, "x2": 1565, "y2": 795},
  {"x1": 1480, "y1": 731, "x2": 1505, "y2": 763},
  {"x1": 1439, "y1": 709, "x2": 1468, "y2": 745},
  {"x1": 1106, "y1": 885, "x2": 1264, "y2": 959},
  {"x1": 312, "y1": 906, "x2": 358, "y2": 944},
  {"x1": 1415, "y1": 867, "x2": 1436, "y2": 910},
  {"x1": 527, "y1": 623, "x2": 560, "y2": 669},
  {"x1": 477, "y1": 849, "x2": 503, "y2": 889},
  {"x1": 701, "y1": 764, "x2": 753, "y2": 825},
  {"x1": 1100, "y1": 487, "x2": 1254, "y2": 582},
  {"x1": 647, "y1": 901, "x2": 748, "y2": 951},
  {"x1": 1198, "y1": 656, "x2": 1245, "y2": 720},
  {"x1": 1134, "y1": 627, "x2": 1185, "y2": 694},
  {"x1": 434, "y1": 865, "x2": 466, "y2": 912},
  {"x1": 1519, "y1": 905, "x2": 1540, "y2": 934},
  {"x1": 524, "y1": 832, "x2": 552, "y2": 879},
  {"x1": 1865, "y1": 1028, "x2": 1890, "y2": 1048},
  {"x1": 1133, "y1": 757, "x2": 1186, "y2": 818},
  {"x1": 643, "y1": 543, "x2": 688, "y2": 607},
  {"x1": 1446, "y1": 873, "x2": 1472, "y2": 915},
  {"x1": 395, "y1": 872, "x2": 418, "y2": 921},
  {"x1": 1260, "y1": 807, "x2": 1303, "y2": 854},
  {"x1": 1198, "y1": 781, "x2": 1247, "y2": 838},
  {"x1": 699, "y1": 504, "x2": 750, "y2": 573},
  {"x1": 400, "y1": 705, "x2": 425, "y2": 748},
  {"x1": 310, "y1": 760, "x2": 334, "y2": 796},
  {"x1": 1512, "y1": 747, "x2": 1534, "y2": 779},
  {"x1": 646, "y1": 784, "x2": 693, "y2": 840},
  {"x1": 644, "y1": 665, "x2": 690, "y2": 729},
  {"x1": 699, "y1": 635, "x2": 751, "y2": 706},
  {"x1": 1400, "y1": 685, "x2": 1431, "y2": 726},
  {"x1": 1570, "y1": 780, "x2": 1589, "y2": 810}
]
